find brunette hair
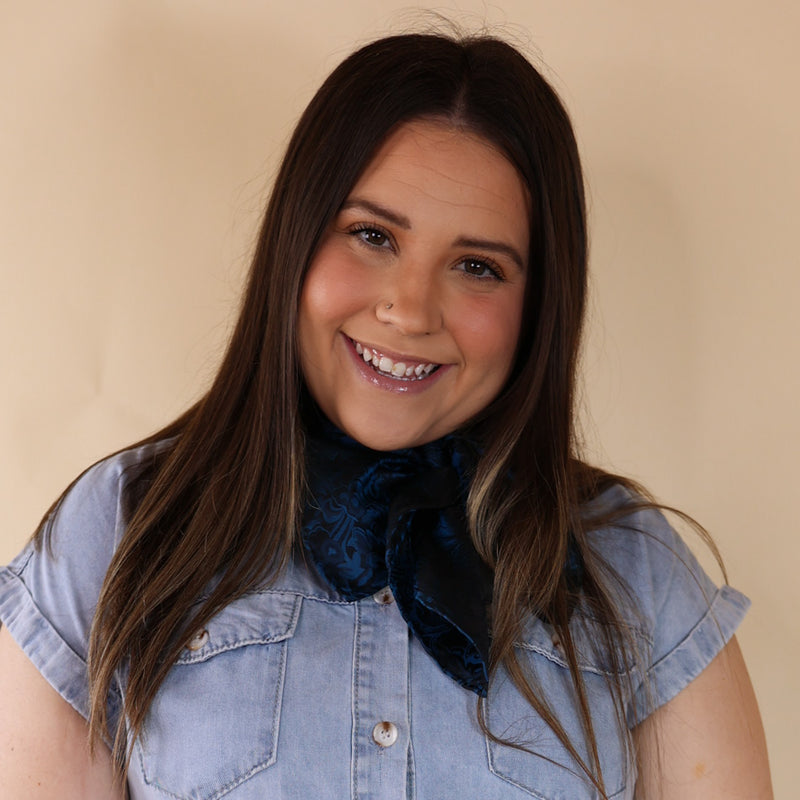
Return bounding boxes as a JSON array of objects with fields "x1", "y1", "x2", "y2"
[{"x1": 37, "y1": 30, "x2": 693, "y2": 796}]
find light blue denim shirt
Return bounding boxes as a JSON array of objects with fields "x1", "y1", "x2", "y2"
[{"x1": 0, "y1": 443, "x2": 749, "y2": 799}]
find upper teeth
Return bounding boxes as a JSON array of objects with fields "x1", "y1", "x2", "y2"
[{"x1": 354, "y1": 340, "x2": 437, "y2": 379}]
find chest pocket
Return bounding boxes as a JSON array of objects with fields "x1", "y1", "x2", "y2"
[
  {"x1": 135, "y1": 591, "x2": 301, "y2": 800},
  {"x1": 485, "y1": 617, "x2": 646, "y2": 800}
]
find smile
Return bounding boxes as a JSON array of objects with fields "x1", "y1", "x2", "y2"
[{"x1": 347, "y1": 336, "x2": 440, "y2": 381}]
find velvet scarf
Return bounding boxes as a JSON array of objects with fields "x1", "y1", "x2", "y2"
[{"x1": 301, "y1": 417, "x2": 493, "y2": 696}]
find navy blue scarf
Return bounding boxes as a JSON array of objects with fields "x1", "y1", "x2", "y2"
[{"x1": 302, "y1": 418, "x2": 493, "y2": 696}]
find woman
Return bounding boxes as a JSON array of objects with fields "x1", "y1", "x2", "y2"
[{"x1": 0, "y1": 31, "x2": 771, "y2": 799}]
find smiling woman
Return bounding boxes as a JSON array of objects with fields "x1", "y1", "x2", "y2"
[
  {"x1": 299, "y1": 120, "x2": 528, "y2": 450},
  {"x1": 0, "y1": 29, "x2": 771, "y2": 800}
]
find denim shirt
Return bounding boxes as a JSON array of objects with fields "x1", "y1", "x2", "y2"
[{"x1": 0, "y1": 443, "x2": 749, "y2": 800}]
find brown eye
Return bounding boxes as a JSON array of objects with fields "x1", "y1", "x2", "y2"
[
  {"x1": 458, "y1": 258, "x2": 503, "y2": 281},
  {"x1": 351, "y1": 226, "x2": 391, "y2": 248}
]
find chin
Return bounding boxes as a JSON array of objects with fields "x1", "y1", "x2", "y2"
[
  {"x1": 334, "y1": 415, "x2": 440, "y2": 452},
  {"x1": 347, "y1": 429, "x2": 428, "y2": 452}
]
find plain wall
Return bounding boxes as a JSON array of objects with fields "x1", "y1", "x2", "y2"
[{"x1": 1, "y1": 1, "x2": 796, "y2": 794}]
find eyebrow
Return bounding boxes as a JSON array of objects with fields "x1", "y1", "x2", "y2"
[
  {"x1": 340, "y1": 198, "x2": 411, "y2": 229},
  {"x1": 340, "y1": 197, "x2": 526, "y2": 271}
]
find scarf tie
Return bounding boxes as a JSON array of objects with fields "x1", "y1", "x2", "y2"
[{"x1": 302, "y1": 420, "x2": 493, "y2": 696}]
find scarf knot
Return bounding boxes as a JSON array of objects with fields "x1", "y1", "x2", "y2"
[{"x1": 302, "y1": 420, "x2": 493, "y2": 696}]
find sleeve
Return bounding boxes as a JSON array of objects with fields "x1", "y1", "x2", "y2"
[
  {"x1": 588, "y1": 489, "x2": 750, "y2": 725},
  {"x1": 0, "y1": 449, "x2": 138, "y2": 724}
]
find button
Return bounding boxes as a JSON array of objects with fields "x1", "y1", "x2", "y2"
[
  {"x1": 373, "y1": 588, "x2": 394, "y2": 605},
  {"x1": 372, "y1": 721, "x2": 398, "y2": 747},
  {"x1": 187, "y1": 629, "x2": 209, "y2": 651}
]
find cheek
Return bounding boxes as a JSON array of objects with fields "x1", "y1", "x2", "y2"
[
  {"x1": 299, "y1": 252, "x2": 366, "y2": 338},
  {"x1": 455, "y1": 294, "x2": 524, "y2": 378}
]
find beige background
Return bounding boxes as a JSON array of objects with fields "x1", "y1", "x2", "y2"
[{"x1": 1, "y1": 1, "x2": 796, "y2": 794}]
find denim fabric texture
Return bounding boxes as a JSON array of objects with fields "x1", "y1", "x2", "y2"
[{"x1": 0, "y1": 442, "x2": 750, "y2": 800}]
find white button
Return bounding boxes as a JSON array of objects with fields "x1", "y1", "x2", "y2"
[
  {"x1": 187, "y1": 629, "x2": 209, "y2": 651},
  {"x1": 373, "y1": 588, "x2": 394, "y2": 605},
  {"x1": 372, "y1": 721, "x2": 398, "y2": 747}
]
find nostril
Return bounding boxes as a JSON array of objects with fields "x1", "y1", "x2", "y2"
[{"x1": 374, "y1": 296, "x2": 443, "y2": 336}]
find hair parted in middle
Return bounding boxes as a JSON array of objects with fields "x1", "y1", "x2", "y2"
[{"x1": 76, "y1": 31, "x2": 643, "y2": 797}]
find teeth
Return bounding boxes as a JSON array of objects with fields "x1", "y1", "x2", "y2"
[{"x1": 350, "y1": 338, "x2": 438, "y2": 380}]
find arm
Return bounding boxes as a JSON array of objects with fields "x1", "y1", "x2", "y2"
[
  {"x1": 0, "y1": 625, "x2": 124, "y2": 799},
  {"x1": 633, "y1": 636, "x2": 772, "y2": 799}
]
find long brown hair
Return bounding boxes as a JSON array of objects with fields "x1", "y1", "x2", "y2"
[{"x1": 36, "y1": 30, "x2": 701, "y2": 796}]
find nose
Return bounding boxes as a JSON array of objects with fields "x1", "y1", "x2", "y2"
[{"x1": 374, "y1": 268, "x2": 443, "y2": 335}]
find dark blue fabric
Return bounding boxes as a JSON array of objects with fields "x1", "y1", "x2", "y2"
[{"x1": 302, "y1": 419, "x2": 493, "y2": 696}]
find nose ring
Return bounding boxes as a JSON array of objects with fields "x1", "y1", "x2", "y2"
[{"x1": 385, "y1": 303, "x2": 393, "y2": 310}]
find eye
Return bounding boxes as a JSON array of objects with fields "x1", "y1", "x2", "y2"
[
  {"x1": 348, "y1": 225, "x2": 393, "y2": 250},
  {"x1": 455, "y1": 257, "x2": 504, "y2": 282}
]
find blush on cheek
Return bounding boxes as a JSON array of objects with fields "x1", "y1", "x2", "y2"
[
  {"x1": 303, "y1": 258, "x2": 368, "y2": 321},
  {"x1": 456, "y1": 299, "x2": 523, "y2": 359}
]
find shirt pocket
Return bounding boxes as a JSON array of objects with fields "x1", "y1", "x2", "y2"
[
  {"x1": 485, "y1": 617, "x2": 645, "y2": 800},
  {"x1": 135, "y1": 590, "x2": 301, "y2": 800}
]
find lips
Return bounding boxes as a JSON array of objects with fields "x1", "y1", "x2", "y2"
[{"x1": 346, "y1": 336, "x2": 441, "y2": 381}]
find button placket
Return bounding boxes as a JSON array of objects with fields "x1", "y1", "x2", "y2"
[{"x1": 352, "y1": 594, "x2": 409, "y2": 799}]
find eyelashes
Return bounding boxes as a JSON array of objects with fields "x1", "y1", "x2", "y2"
[
  {"x1": 347, "y1": 224, "x2": 393, "y2": 250},
  {"x1": 454, "y1": 258, "x2": 504, "y2": 281},
  {"x1": 345, "y1": 223, "x2": 506, "y2": 282}
]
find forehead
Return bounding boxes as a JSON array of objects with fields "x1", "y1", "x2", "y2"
[{"x1": 349, "y1": 119, "x2": 530, "y2": 243}]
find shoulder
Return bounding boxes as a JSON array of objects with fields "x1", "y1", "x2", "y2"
[
  {"x1": 582, "y1": 484, "x2": 746, "y2": 619},
  {"x1": 37, "y1": 438, "x2": 174, "y2": 558},
  {"x1": 0, "y1": 439, "x2": 171, "y2": 724},
  {"x1": 0, "y1": 439, "x2": 174, "y2": 671},
  {"x1": 581, "y1": 483, "x2": 750, "y2": 716}
]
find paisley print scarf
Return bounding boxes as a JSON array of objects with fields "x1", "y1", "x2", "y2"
[{"x1": 302, "y1": 416, "x2": 493, "y2": 696}]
